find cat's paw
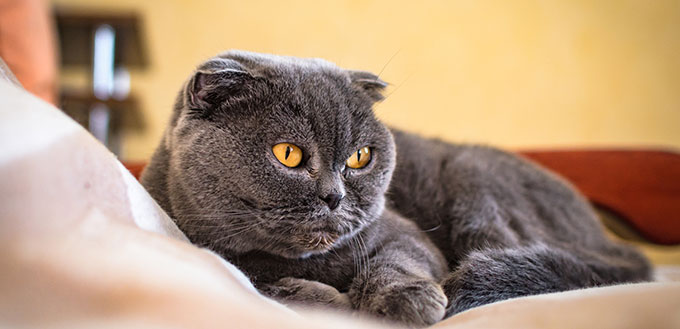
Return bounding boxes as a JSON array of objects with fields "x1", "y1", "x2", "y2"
[
  {"x1": 361, "y1": 279, "x2": 447, "y2": 327},
  {"x1": 259, "y1": 277, "x2": 351, "y2": 309}
]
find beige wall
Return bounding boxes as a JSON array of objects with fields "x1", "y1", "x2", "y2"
[{"x1": 53, "y1": 0, "x2": 680, "y2": 161}]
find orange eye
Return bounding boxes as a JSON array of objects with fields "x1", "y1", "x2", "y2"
[
  {"x1": 273, "y1": 143, "x2": 303, "y2": 168},
  {"x1": 346, "y1": 147, "x2": 371, "y2": 169}
]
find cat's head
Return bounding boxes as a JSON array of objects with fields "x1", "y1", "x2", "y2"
[{"x1": 165, "y1": 50, "x2": 395, "y2": 259}]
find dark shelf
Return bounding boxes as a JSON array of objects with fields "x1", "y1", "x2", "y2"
[
  {"x1": 59, "y1": 89, "x2": 145, "y2": 132},
  {"x1": 55, "y1": 8, "x2": 149, "y2": 68}
]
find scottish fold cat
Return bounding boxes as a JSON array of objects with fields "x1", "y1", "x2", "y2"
[{"x1": 141, "y1": 50, "x2": 650, "y2": 326}]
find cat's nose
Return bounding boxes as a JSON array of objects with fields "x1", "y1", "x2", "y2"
[{"x1": 320, "y1": 193, "x2": 344, "y2": 210}]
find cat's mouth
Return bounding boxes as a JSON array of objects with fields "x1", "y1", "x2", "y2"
[
  {"x1": 256, "y1": 210, "x2": 365, "y2": 258},
  {"x1": 297, "y1": 231, "x2": 340, "y2": 251}
]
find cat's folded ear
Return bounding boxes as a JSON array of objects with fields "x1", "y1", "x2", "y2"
[
  {"x1": 349, "y1": 71, "x2": 388, "y2": 103},
  {"x1": 185, "y1": 58, "x2": 254, "y2": 112}
]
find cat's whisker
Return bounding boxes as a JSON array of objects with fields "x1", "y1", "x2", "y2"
[
  {"x1": 357, "y1": 234, "x2": 366, "y2": 281},
  {"x1": 421, "y1": 212, "x2": 443, "y2": 233},
  {"x1": 179, "y1": 222, "x2": 254, "y2": 228},
  {"x1": 351, "y1": 235, "x2": 365, "y2": 284},
  {"x1": 187, "y1": 227, "x2": 258, "y2": 237},
  {"x1": 175, "y1": 210, "x2": 261, "y2": 217},
  {"x1": 180, "y1": 218, "x2": 256, "y2": 228},
  {"x1": 358, "y1": 233, "x2": 370, "y2": 282},
  {"x1": 380, "y1": 71, "x2": 414, "y2": 103},
  {"x1": 212, "y1": 224, "x2": 260, "y2": 244},
  {"x1": 186, "y1": 221, "x2": 263, "y2": 238},
  {"x1": 376, "y1": 48, "x2": 401, "y2": 80}
]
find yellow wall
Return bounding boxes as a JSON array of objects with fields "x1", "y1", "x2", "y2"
[{"x1": 52, "y1": 0, "x2": 680, "y2": 161}]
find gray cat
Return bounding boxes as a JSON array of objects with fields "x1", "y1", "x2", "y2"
[{"x1": 141, "y1": 50, "x2": 651, "y2": 327}]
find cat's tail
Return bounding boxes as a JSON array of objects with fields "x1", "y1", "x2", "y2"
[{"x1": 441, "y1": 242, "x2": 651, "y2": 317}]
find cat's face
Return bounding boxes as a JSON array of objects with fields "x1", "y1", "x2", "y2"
[{"x1": 167, "y1": 51, "x2": 395, "y2": 259}]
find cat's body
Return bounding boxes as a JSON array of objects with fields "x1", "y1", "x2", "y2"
[{"x1": 141, "y1": 50, "x2": 650, "y2": 326}]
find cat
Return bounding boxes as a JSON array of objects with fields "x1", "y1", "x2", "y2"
[{"x1": 141, "y1": 50, "x2": 651, "y2": 327}]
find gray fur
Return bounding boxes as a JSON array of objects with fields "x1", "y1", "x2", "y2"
[{"x1": 141, "y1": 50, "x2": 651, "y2": 327}]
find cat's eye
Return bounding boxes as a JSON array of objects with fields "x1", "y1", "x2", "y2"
[
  {"x1": 346, "y1": 147, "x2": 371, "y2": 169},
  {"x1": 272, "y1": 143, "x2": 303, "y2": 168}
]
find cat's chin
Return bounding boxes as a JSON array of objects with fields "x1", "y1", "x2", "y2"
[
  {"x1": 300, "y1": 231, "x2": 339, "y2": 250},
  {"x1": 254, "y1": 209, "x2": 377, "y2": 259},
  {"x1": 271, "y1": 247, "x2": 330, "y2": 260},
  {"x1": 275, "y1": 231, "x2": 356, "y2": 260}
]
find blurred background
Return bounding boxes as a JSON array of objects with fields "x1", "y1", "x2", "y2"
[
  {"x1": 2, "y1": 0, "x2": 679, "y2": 161},
  {"x1": 1, "y1": 0, "x2": 679, "y2": 262}
]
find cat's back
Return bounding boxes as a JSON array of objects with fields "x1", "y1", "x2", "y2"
[{"x1": 387, "y1": 129, "x2": 606, "y2": 263}]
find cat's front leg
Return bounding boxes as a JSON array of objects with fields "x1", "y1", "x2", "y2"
[
  {"x1": 259, "y1": 277, "x2": 351, "y2": 309},
  {"x1": 348, "y1": 213, "x2": 449, "y2": 327},
  {"x1": 351, "y1": 272, "x2": 447, "y2": 327}
]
